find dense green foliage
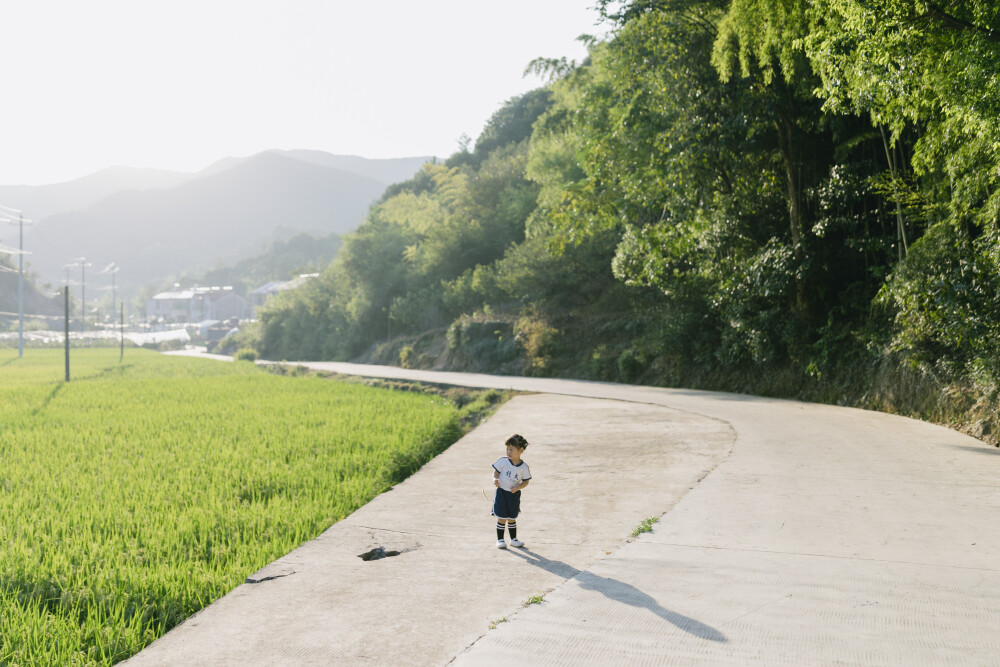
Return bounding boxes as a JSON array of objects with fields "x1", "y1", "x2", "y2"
[
  {"x1": 0, "y1": 349, "x2": 472, "y2": 664},
  {"x1": 249, "y1": 0, "x2": 1000, "y2": 438}
]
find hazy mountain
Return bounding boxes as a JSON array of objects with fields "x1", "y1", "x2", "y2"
[
  {"x1": 18, "y1": 151, "x2": 429, "y2": 296},
  {"x1": 0, "y1": 166, "x2": 193, "y2": 220},
  {"x1": 277, "y1": 151, "x2": 434, "y2": 185},
  {"x1": 198, "y1": 151, "x2": 434, "y2": 185}
]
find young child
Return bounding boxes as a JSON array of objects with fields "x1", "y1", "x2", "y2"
[{"x1": 492, "y1": 433, "x2": 531, "y2": 548}]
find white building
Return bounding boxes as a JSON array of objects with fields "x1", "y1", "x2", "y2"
[{"x1": 146, "y1": 286, "x2": 250, "y2": 325}]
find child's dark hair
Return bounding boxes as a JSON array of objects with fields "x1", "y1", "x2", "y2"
[{"x1": 506, "y1": 434, "x2": 528, "y2": 450}]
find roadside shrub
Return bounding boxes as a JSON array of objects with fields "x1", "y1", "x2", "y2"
[
  {"x1": 234, "y1": 348, "x2": 258, "y2": 362},
  {"x1": 515, "y1": 313, "x2": 560, "y2": 376},
  {"x1": 617, "y1": 348, "x2": 647, "y2": 383},
  {"x1": 445, "y1": 314, "x2": 520, "y2": 372}
]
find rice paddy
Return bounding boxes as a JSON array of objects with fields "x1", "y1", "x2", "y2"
[{"x1": 0, "y1": 349, "x2": 469, "y2": 664}]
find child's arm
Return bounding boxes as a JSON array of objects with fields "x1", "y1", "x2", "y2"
[
  {"x1": 493, "y1": 470, "x2": 501, "y2": 488},
  {"x1": 511, "y1": 479, "x2": 529, "y2": 492}
]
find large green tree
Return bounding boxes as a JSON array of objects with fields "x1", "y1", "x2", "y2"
[
  {"x1": 804, "y1": 0, "x2": 1000, "y2": 367},
  {"x1": 531, "y1": 0, "x2": 895, "y2": 368}
]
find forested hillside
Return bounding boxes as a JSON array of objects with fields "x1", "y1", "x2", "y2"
[
  {"x1": 0, "y1": 256, "x2": 62, "y2": 329},
  {"x1": 172, "y1": 232, "x2": 343, "y2": 297},
  {"x1": 245, "y1": 0, "x2": 1000, "y2": 443}
]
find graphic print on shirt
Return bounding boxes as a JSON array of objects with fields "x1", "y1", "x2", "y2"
[{"x1": 493, "y1": 457, "x2": 531, "y2": 492}]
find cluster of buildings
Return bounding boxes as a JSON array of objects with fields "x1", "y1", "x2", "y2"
[
  {"x1": 146, "y1": 285, "x2": 249, "y2": 324},
  {"x1": 144, "y1": 274, "x2": 318, "y2": 328}
]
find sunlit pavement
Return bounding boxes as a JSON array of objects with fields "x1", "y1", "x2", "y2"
[{"x1": 131, "y1": 357, "x2": 1000, "y2": 665}]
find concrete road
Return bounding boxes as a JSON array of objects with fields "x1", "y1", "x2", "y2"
[{"x1": 131, "y1": 359, "x2": 1000, "y2": 665}]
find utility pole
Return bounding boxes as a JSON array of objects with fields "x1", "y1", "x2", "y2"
[
  {"x1": 17, "y1": 214, "x2": 24, "y2": 355},
  {"x1": 100, "y1": 262, "x2": 120, "y2": 330},
  {"x1": 64, "y1": 286, "x2": 70, "y2": 382},
  {"x1": 66, "y1": 258, "x2": 92, "y2": 331},
  {"x1": 80, "y1": 258, "x2": 90, "y2": 331},
  {"x1": 1, "y1": 205, "x2": 34, "y2": 357}
]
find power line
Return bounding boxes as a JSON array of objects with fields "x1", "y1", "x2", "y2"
[
  {"x1": 0, "y1": 242, "x2": 30, "y2": 255},
  {"x1": 0, "y1": 310, "x2": 64, "y2": 319}
]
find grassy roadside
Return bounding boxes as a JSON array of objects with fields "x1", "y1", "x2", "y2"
[
  {"x1": 360, "y1": 323, "x2": 1000, "y2": 449},
  {"x1": 263, "y1": 362, "x2": 516, "y2": 432}
]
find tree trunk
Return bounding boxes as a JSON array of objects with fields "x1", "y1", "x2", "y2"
[
  {"x1": 775, "y1": 110, "x2": 808, "y2": 317},
  {"x1": 880, "y1": 125, "x2": 908, "y2": 262}
]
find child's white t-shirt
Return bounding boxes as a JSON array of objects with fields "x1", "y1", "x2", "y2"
[{"x1": 493, "y1": 456, "x2": 531, "y2": 491}]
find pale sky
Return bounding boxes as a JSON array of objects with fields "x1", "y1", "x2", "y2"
[{"x1": 0, "y1": 1, "x2": 604, "y2": 186}]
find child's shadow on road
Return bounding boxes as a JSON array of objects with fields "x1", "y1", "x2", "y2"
[{"x1": 508, "y1": 548, "x2": 727, "y2": 643}]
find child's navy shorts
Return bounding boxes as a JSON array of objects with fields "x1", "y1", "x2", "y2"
[{"x1": 492, "y1": 487, "x2": 521, "y2": 519}]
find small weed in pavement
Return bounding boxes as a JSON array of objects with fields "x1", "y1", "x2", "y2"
[
  {"x1": 523, "y1": 592, "x2": 545, "y2": 607},
  {"x1": 631, "y1": 516, "x2": 659, "y2": 537}
]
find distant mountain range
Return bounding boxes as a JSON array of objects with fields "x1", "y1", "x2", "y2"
[{"x1": 0, "y1": 151, "x2": 433, "y2": 298}]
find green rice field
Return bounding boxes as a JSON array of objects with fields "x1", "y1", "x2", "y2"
[{"x1": 0, "y1": 349, "x2": 472, "y2": 665}]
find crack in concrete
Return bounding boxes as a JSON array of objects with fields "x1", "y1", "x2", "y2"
[{"x1": 245, "y1": 570, "x2": 296, "y2": 584}]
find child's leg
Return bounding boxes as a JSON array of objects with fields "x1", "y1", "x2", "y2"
[
  {"x1": 496, "y1": 518, "x2": 506, "y2": 540},
  {"x1": 507, "y1": 520, "x2": 517, "y2": 540}
]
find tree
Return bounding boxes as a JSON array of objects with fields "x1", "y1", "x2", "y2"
[
  {"x1": 528, "y1": 1, "x2": 816, "y2": 364},
  {"x1": 805, "y1": 0, "x2": 1000, "y2": 369},
  {"x1": 471, "y1": 89, "x2": 552, "y2": 164},
  {"x1": 709, "y1": 0, "x2": 827, "y2": 315}
]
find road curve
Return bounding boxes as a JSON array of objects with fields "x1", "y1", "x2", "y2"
[{"x1": 131, "y1": 358, "x2": 1000, "y2": 665}]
